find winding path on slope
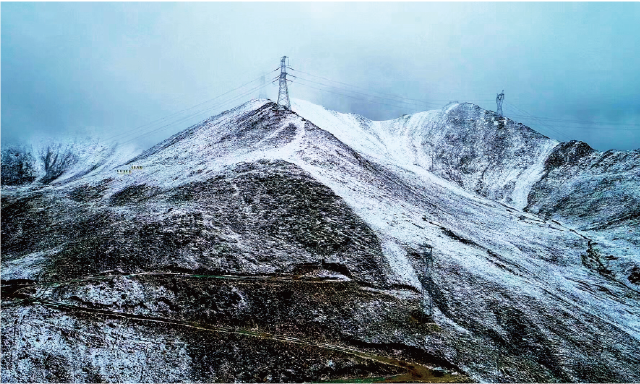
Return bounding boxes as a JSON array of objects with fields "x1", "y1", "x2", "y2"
[{"x1": 3, "y1": 273, "x2": 471, "y2": 383}]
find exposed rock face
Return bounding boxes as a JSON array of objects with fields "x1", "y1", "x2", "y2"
[
  {"x1": 1, "y1": 147, "x2": 37, "y2": 186},
  {"x1": 2, "y1": 99, "x2": 639, "y2": 383}
]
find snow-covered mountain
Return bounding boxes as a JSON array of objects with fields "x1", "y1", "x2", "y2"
[
  {"x1": 291, "y1": 99, "x2": 640, "y2": 292},
  {"x1": 2, "y1": 99, "x2": 639, "y2": 382},
  {"x1": 1, "y1": 138, "x2": 139, "y2": 186},
  {"x1": 292, "y1": 100, "x2": 558, "y2": 211}
]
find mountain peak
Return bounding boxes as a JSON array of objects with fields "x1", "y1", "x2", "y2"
[{"x1": 3, "y1": 97, "x2": 639, "y2": 383}]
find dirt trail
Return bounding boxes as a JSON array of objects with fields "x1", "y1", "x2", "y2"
[
  {"x1": 12, "y1": 297, "x2": 469, "y2": 383},
  {"x1": 3, "y1": 272, "x2": 471, "y2": 382}
]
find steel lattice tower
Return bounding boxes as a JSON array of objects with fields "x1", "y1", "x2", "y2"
[
  {"x1": 496, "y1": 90, "x2": 505, "y2": 117},
  {"x1": 259, "y1": 73, "x2": 268, "y2": 99},
  {"x1": 277, "y1": 56, "x2": 291, "y2": 110},
  {"x1": 422, "y1": 245, "x2": 434, "y2": 317}
]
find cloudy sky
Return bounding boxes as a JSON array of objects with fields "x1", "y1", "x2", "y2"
[{"x1": 2, "y1": 2, "x2": 639, "y2": 151}]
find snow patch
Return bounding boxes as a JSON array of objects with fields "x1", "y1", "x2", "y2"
[
  {"x1": 1, "y1": 249, "x2": 59, "y2": 280},
  {"x1": 380, "y1": 239, "x2": 422, "y2": 290},
  {"x1": 511, "y1": 139, "x2": 559, "y2": 210}
]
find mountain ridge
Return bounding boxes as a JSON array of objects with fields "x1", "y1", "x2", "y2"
[{"x1": 2, "y1": 98, "x2": 639, "y2": 383}]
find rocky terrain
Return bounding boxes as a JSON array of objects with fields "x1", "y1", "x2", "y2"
[{"x1": 2, "y1": 99, "x2": 639, "y2": 382}]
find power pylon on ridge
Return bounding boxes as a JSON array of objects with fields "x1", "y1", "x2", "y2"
[
  {"x1": 277, "y1": 56, "x2": 291, "y2": 110},
  {"x1": 496, "y1": 90, "x2": 505, "y2": 117},
  {"x1": 259, "y1": 73, "x2": 268, "y2": 99}
]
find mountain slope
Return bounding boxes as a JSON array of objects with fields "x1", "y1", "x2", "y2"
[
  {"x1": 2, "y1": 99, "x2": 639, "y2": 383},
  {"x1": 291, "y1": 99, "x2": 558, "y2": 211},
  {"x1": 292, "y1": 99, "x2": 640, "y2": 292},
  {"x1": 1, "y1": 139, "x2": 139, "y2": 186}
]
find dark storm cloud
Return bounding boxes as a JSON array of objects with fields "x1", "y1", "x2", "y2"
[{"x1": 2, "y1": 2, "x2": 639, "y2": 151}]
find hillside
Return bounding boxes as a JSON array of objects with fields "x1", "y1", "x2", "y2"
[
  {"x1": 2, "y1": 99, "x2": 639, "y2": 383},
  {"x1": 292, "y1": 99, "x2": 640, "y2": 293}
]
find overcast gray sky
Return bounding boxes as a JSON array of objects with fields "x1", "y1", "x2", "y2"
[{"x1": 2, "y1": 2, "x2": 639, "y2": 151}]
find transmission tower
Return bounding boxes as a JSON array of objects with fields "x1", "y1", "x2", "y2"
[
  {"x1": 259, "y1": 73, "x2": 268, "y2": 99},
  {"x1": 422, "y1": 245, "x2": 434, "y2": 317},
  {"x1": 277, "y1": 56, "x2": 291, "y2": 110},
  {"x1": 496, "y1": 90, "x2": 505, "y2": 117}
]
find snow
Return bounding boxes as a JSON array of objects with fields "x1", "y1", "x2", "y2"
[
  {"x1": 4, "y1": 98, "x2": 639, "y2": 382},
  {"x1": 1, "y1": 249, "x2": 60, "y2": 281},
  {"x1": 284, "y1": 99, "x2": 639, "y2": 340},
  {"x1": 30, "y1": 137, "x2": 141, "y2": 184},
  {"x1": 47, "y1": 98, "x2": 634, "y2": 342},
  {"x1": 291, "y1": 98, "x2": 562, "y2": 209},
  {"x1": 380, "y1": 238, "x2": 422, "y2": 290}
]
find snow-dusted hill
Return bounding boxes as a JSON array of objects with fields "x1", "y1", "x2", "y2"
[
  {"x1": 292, "y1": 98, "x2": 640, "y2": 292},
  {"x1": 2, "y1": 99, "x2": 639, "y2": 383},
  {"x1": 1, "y1": 138, "x2": 139, "y2": 186},
  {"x1": 291, "y1": 99, "x2": 558, "y2": 211}
]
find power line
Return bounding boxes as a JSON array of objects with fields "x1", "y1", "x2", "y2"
[
  {"x1": 293, "y1": 75, "x2": 443, "y2": 109},
  {"x1": 291, "y1": 79, "x2": 435, "y2": 112},
  {"x1": 118, "y1": 82, "x2": 271, "y2": 146},
  {"x1": 292, "y1": 75, "x2": 492, "y2": 115},
  {"x1": 293, "y1": 68, "x2": 440, "y2": 107},
  {"x1": 504, "y1": 102, "x2": 571, "y2": 141},
  {"x1": 289, "y1": 68, "x2": 495, "y2": 105},
  {"x1": 293, "y1": 70, "x2": 583, "y2": 143},
  {"x1": 54, "y1": 82, "x2": 273, "y2": 186},
  {"x1": 504, "y1": 102, "x2": 564, "y2": 138},
  {"x1": 103, "y1": 70, "x2": 277, "y2": 143},
  {"x1": 293, "y1": 77, "x2": 552, "y2": 143},
  {"x1": 504, "y1": 114, "x2": 640, "y2": 129},
  {"x1": 291, "y1": 68, "x2": 439, "y2": 104},
  {"x1": 294, "y1": 68, "x2": 639, "y2": 131},
  {"x1": 504, "y1": 116, "x2": 640, "y2": 131},
  {"x1": 291, "y1": 68, "x2": 433, "y2": 105}
]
